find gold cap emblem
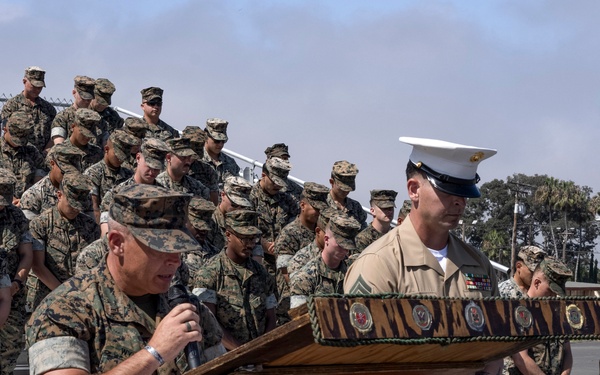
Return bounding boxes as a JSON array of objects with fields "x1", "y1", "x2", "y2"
[{"x1": 470, "y1": 152, "x2": 484, "y2": 163}]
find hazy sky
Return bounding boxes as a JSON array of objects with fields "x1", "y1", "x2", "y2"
[{"x1": 2, "y1": 0, "x2": 600, "y2": 209}]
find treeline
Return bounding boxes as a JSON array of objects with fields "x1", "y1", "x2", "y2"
[{"x1": 456, "y1": 173, "x2": 600, "y2": 283}]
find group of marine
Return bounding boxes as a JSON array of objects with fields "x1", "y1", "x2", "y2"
[{"x1": 0, "y1": 66, "x2": 575, "y2": 374}]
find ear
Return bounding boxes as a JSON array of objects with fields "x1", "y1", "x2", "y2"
[
  {"x1": 107, "y1": 230, "x2": 126, "y2": 257},
  {"x1": 56, "y1": 189, "x2": 64, "y2": 201},
  {"x1": 329, "y1": 178, "x2": 335, "y2": 187},
  {"x1": 370, "y1": 206, "x2": 376, "y2": 215},
  {"x1": 22, "y1": 78, "x2": 27, "y2": 85},
  {"x1": 407, "y1": 176, "x2": 421, "y2": 202},
  {"x1": 72, "y1": 89, "x2": 77, "y2": 96},
  {"x1": 165, "y1": 153, "x2": 172, "y2": 162}
]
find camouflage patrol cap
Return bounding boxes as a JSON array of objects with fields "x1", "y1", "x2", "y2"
[
  {"x1": 328, "y1": 214, "x2": 361, "y2": 252},
  {"x1": 60, "y1": 172, "x2": 92, "y2": 211},
  {"x1": 110, "y1": 130, "x2": 141, "y2": 164},
  {"x1": 47, "y1": 143, "x2": 86, "y2": 173},
  {"x1": 24, "y1": 66, "x2": 46, "y2": 88},
  {"x1": 205, "y1": 118, "x2": 229, "y2": 142},
  {"x1": 141, "y1": 87, "x2": 163, "y2": 102},
  {"x1": 225, "y1": 209, "x2": 262, "y2": 236},
  {"x1": 224, "y1": 175, "x2": 253, "y2": 208},
  {"x1": 317, "y1": 207, "x2": 338, "y2": 230},
  {"x1": 6, "y1": 112, "x2": 33, "y2": 146},
  {"x1": 74, "y1": 75, "x2": 95, "y2": 100},
  {"x1": 331, "y1": 160, "x2": 358, "y2": 192},
  {"x1": 141, "y1": 137, "x2": 170, "y2": 170},
  {"x1": 264, "y1": 157, "x2": 291, "y2": 188},
  {"x1": 302, "y1": 182, "x2": 329, "y2": 211},
  {"x1": 370, "y1": 189, "x2": 398, "y2": 209},
  {"x1": 110, "y1": 184, "x2": 198, "y2": 253},
  {"x1": 0, "y1": 169, "x2": 16, "y2": 206},
  {"x1": 398, "y1": 199, "x2": 412, "y2": 220},
  {"x1": 182, "y1": 126, "x2": 207, "y2": 144},
  {"x1": 167, "y1": 138, "x2": 197, "y2": 158},
  {"x1": 94, "y1": 78, "x2": 116, "y2": 107},
  {"x1": 518, "y1": 245, "x2": 546, "y2": 272},
  {"x1": 75, "y1": 108, "x2": 101, "y2": 139},
  {"x1": 123, "y1": 117, "x2": 155, "y2": 140},
  {"x1": 264, "y1": 143, "x2": 290, "y2": 159},
  {"x1": 188, "y1": 197, "x2": 216, "y2": 231},
  {"x1": 539, "y1": 257, "x2": 572, "y2": 296}
]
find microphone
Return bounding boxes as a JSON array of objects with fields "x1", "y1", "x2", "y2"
[{"x1": 168, "y1": 284, "x2": 204, "y2": 369}]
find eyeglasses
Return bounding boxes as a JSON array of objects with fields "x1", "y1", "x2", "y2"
[
  {"x1": 145, "y1": 101, "x2": 163, "y2": 107},
  {"x1": 235, "y1": 233, "x2": 260, "y2": 245}
]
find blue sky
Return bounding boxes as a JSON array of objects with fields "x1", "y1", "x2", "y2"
[{"x1": 2, "y1": 0, "x2": 600, "y2": 217}]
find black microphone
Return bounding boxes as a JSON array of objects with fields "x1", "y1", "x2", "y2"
[{"x1": 168, "y1": 284, "x2": 204, "y2": 369}]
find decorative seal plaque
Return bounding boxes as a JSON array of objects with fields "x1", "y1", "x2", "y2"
[
  {"x1": 514, "y1": 306, "x2": 533, "y2": 329},
  {"x1": 464, "y1": 301, "x2": 485, "y2": 331},
  {"x1": 566, "y1": 304, "x2": 584, "y2": 330},
  {"x1": 412, "y1": 304, "x2": 433, "y2": 331},
  {"x1": 349, "y1": 302, "x2": 373, "y2": 333}
]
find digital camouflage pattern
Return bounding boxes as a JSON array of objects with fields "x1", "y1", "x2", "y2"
[
  {"x1": 22, "y1": 172, "x2": 51, "y2": 214},
  {"x1": 0, "y1": 170, "x2": 16, "y2": 206},
  {"x1": 518, "y1": 245, "x2": 546, "y2": 272},
  {"x1": 208, "y1": 207, "x2": 227, "y2": 252},
  {"x1": 0, "y1": 92, "x2": 57, "y2": 154},
  {"x1": 141, "y1": 86, "x2": 163, "y2": 102},
  {"x1": 50, "y1": 105, "x2": 77, "y2": 140},
  {"x1": 24, "y1": 66, "x2": 46, "y2": 87},
  {"x1": 93, "y1": 78, "x2": 115, "y2": 107},
  {"x1": 0, "y1": 137, "x2": 46, "y2": 198},
  {"x1": 123, "y1": 116, "x2": 154, "y2": 140},
  {"x1": 91, "y1": 106, "x2": 125, "y2": 147},
  {"x1": 331, "y1": 160, "x2": 358, "y2": 192},
  {"x1": 250, "y1": 182, "x2": 299, "y2": 275},
  {"x1": 141, "y1": 137, "x2": 170, "y2": 170},
  {"x1": 498, "y1": 278, "x2": 525, "y2": 299},
  {"x1": 27, "y1": 205, "x2": 100, "y2": 310},
  {"x1": 156, "y1": 172, "x2": 210, "y2": 200},
  {"x1": 74, "y1": 75, "x2": 95, "y2": 100},
  {"x1": 354, "y1": 223, "x2": 384, "y2": 255},
  {"x1": 204, "y1": 118, "x2": 229, "y2": 142},
  {"x1": 189, "y1": 159, "x2": 219, "y2": 194},
  {"x1": 26, "y1": 258, "x2": 223, "y2": 374},
  {"x1": 505, "y1": 339, "x2": 568, "y2": 375},
  {"x1": 264, "y1": 157, "x2": 291, "y2": 188},
  {"x1": 0, "y1": 205, "x2": 32, "y2": 375},
  {"x1": 182, "y1": 242, "x2": 221, "y2": 278},
  {"x1": 326, "y1": 193, "x2": 368, "y2": 230},
  {"x1": 74, "y1": 236, "x2": 108, "y2": 276},
  {"x1": 167, "y1": 137, "x2": 197, "y2": 158},
  {"x1": 369, "y1": 189, "x2": 398, "y2": 208},
  {"x1": 289, "y1": 255, "x2": 347, "y2": 308},
  {"x1": 6, "y1": 111, "x2": 35, "y2": 146},
  {"x1": 144, "y1": 118, "x2": 179, "y2": 141},
  {"x1": 99, "y1": 177, "x2": 165, "y2": 223},
  {"x1": 84, "y1": 159, "x2": 133, "y2": 206},
  {"x1": 62, "y1": 136, "x2": 103, "y2": 171},
  {"x1": 287, "y1": 241, "x2": 320, "y2": 279},
  {"x1": 201, "y1": 148, "x2": 240, "y2": 185},
  {"x1": 191, "y1": 250, "x2": 276, "y2": 345}
]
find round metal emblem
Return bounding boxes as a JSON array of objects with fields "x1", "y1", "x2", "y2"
[
  {"x1": 412, "y1": 304, "x2": 433, "y2": 331},
  {"x1": 514, "y1": 306, "x2": 533, "y2": 329},
  {"x1": 349, "y1": 302, "x2": 373, "y2": 333},
  {"x1": 464, "y1": 301, "x2": 485, "y2": 331},
  {"x1": 566, "y1": 304, "x2": 584, "y2": 330}
]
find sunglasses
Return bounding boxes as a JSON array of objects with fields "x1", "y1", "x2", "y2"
[{"x1": 145, "y1": 101, "x2": 163, "y2": 107}]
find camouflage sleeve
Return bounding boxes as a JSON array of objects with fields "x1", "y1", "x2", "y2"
[
  {"x1": 289, "y1": 268, "x2": 314, "y2": 308},
  {"x1": 74, "y1": 243, "x2": 106, "y2": 276},
  {"x1": 32, "y1": 147, "x2": 48, "y2": 173},
  {"x1": 50, "y1": 111, "x2": 69, "y2": 139},
  {"x1": 274, "y1": 227, "x2": 295, "y2": 268},
  {"x1": 28, "y1": 213, "x2": 46, "y2": 251},
  {"x1": 190, "y1": 259, "x2": 219, "y2": 304},
  {"x1": 84, "y1": 163, "x2": 103, "y2": 196},
  {"x1": 194, "y1": 299, "x2": 223, "y2": 350},
  {"x1": 20, "y1": 186, "x2": 42, "y2": 219}
]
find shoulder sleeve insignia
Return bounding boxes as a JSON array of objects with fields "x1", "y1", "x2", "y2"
[{"x1": 348, "y1": 275, "x2": 372, "y2": 295}]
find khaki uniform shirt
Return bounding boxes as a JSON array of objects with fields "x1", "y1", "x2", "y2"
[
  {"x1": 1, "y1": 92, "x2": 57, "y2": 154},
  {"x1": 344, "y1": 216, "x2": 498, "y2": 298},
  {"x1": 26, "y1": 258, "x2": 223, "y2": 374}
]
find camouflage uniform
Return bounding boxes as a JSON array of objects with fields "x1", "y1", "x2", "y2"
[
  {"x1": 62, "y1": 137, "x2": 103, "y2": 171},
  {"x1": 27, "y1": 180, "x2": 100, "y2": 310},
  {"x1": 61, "y1": 109, "x2": 104, "y2": 171},
  {"x1": 328, "y1": 160, "x2": 367, "y2": 230},
  {"x1": 145, "y1": 118, "x2": 179, "y2": 141},
  {"x1": 50, "y1": 76, "x2": 96, "y2": 141},
  {"x1": 74, "y1": 236, "x2": 108, "y2": 275},
  {"x1": 0, "y1": 92, "x2": 56, "y2": 155},
  {"x1": 202, "y1": 118, "x2": 240, "y2": 184},
  {"x1": 89, "y1": 78, "x2": 124, "y2": 147},
  {"x1": 20, "y1": 176, "x2": 58, "y2": 220},
  {"x1": 0, "y1": 116, "x2": 46, "y2": 198},
  {"x1": 498, "y1": 278, "x2": 525, "y2": 299},
  {"x1": 250, "y1": 180, "x2": 299, "y2": 275},
  {"x1": 287, "y1": 240, "x2": 320, "y2": 279},
  {"x1": 354, "y1": 223, "x2": 383, "y2": 255},
  {"x1": 192, "y1": 248, "x2": 276, "y2": 345},
  {"x1": 84, "y1": 160, "x2": 133, "y2": 208},
  {"x1": 290, "y1": 256, "x2": 348, "y2": 308},
  {"x1": 156, "y1": 172, "x2": 210, "y2": 199},
  {"x1": 26, "y1": 258, "x2": 223, "y2": 374},
  {"x1": 0, "y1": 204, "x2": 33, "y2": 375},
  {"x1": 327, "y1": 193, "x2": 367, "y2": 230},
  {"x1": 209, "y1": 208, "x2": 228, "y2": 252}
]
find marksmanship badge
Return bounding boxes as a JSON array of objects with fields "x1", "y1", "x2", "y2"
[
  {"x1": 412, "y1": 304, "x2": 433, "y2": 331},
  {"x1": 350, "y1": 302, "x2": 373, "y2": 333},
  {"x1": 464, "y1": 301, "x2": 485, "y2": 331},
  {"x1": 566, "y1": 304, "x2": 584, "y2": 330},
  {"x1": 514, "y1": 306, "x2": 533, "y2": 330}
]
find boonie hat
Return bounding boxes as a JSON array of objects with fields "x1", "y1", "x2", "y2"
[
  {"x1": 399, "y1": 136, "x2": 496, "y2": 198},
  {"x1": 225, "y1": 209, "x2": 262, "y2": 236},
  {"x1": 110, "y1": 184, "x2": 198, "y2": 253},
  {"x1": 74, "y1": 75, "x2": 96, "y2": 100},
  {"x1": 302, "y1": 182, "x2": 329, "y2": 211},
  {"x1": 331, "y1": 160, "x2": 358, "y2": 192},
  {"x1": 25, "y1": 66, "x2": 46, "y2": 88},
  {"x1": 328, "y1": 214, "x2": 361, "y2": 252},
  {"x1": 518, "y1": 245, "x2": 546, "y2": 272},
  {"x1": 224, "y1": 175, "x2": 253, "y2": 208},
  {"x1": 370, "y1": 189, "x2": 398, "y2": 209},
  {"x1": 205, "y1": 118, "x2": 229, "y2": 142}
]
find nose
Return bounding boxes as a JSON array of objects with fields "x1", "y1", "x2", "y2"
[
  {"x1": 453, "y1": 195, "x2": 467, "y2": 207},
  {"x1": 165, "y1": 253, "x2": 182, "y2": 267}
]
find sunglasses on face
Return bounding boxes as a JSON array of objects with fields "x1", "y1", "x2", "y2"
[{"x1": 145, "y1": 101, "x2": 163, "y2": 107}]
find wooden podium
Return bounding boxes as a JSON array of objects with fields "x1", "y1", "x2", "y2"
[{"x1": 188, "y1": 295, "x2": 600, "y2": 374}]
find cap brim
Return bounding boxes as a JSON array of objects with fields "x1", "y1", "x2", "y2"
[
  {"x1": 96, "y1": 95, "x2": 111, "y2": 106},
  {"x1": 376, "y1": 201, "x2": 396, "y2": 209},
  {"x1": 335, "y1": 178, "x2": 355, "y2": 192},
  {"x1": 231, "y1": 226, "x2": 262, "y2": 236},
  {"x1": 79, "y1": 127, "x2": 95, "y2": 139},
  {"x1": 113, "y1": 146, "x2": 129, "y2": 164},
  {"x1": 425, "y1": 174, "x2": 480, "y2": 198},
  {"x1": 307, "y1": 199, "x2": 328, "y2": 211},
  {"x1": 190, "y1": 218, "x2": 211, "y2": 232},
  {"x1": 31, "y1": 80, "x2": 45, "y2": 88},
  {"x1": 78, "y1": 90, "x2": 94, "y2": 100},
  {"x1": 208, "y1": 131, "x2": 228, "y2": 142},
  {"x1": 270, "y1": 175, "x2": 287, "y2": 189},
  {"x1": 228, "y1": 193, "x2": 253, "y2": 208},
  {"x1": 10, "y1": 136, "x2": 27, "y2": 147},
  {"x1": 129, "y1": 226, "x2": 199, "y2": 253},
  {"x1": 334, "y1": 234, "x2": 356, "y2": 252},
  {"x1": 146, "y1": 94, "x2": 162, "y2": 102},
  {"x1": 173, "y1": 149, "x2": 197, "y2": 158},
  {"x1": 145, "y1": 157, "x2": 165, "y2": 170},
  {"x1": 65, "y1": 195, "x2": 86, "y2": 211},
  {"x1": 549, "y1": 281, "x2": 566, "y2": 297}
]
